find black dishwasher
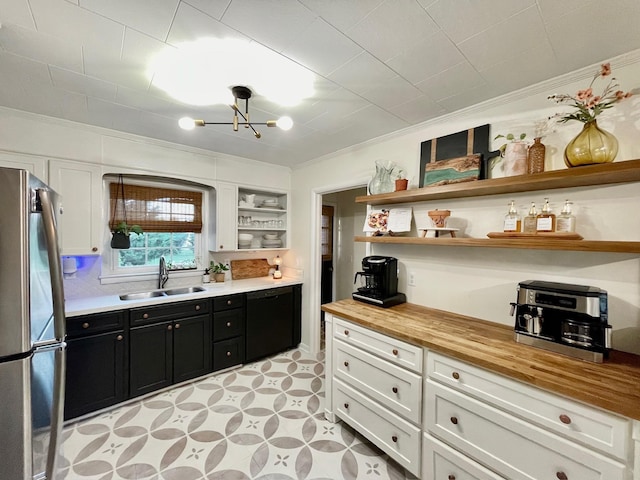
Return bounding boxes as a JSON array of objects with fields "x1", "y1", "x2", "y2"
[{"x1": 246, "y1": 286, "x2": 297, "y2": 362}]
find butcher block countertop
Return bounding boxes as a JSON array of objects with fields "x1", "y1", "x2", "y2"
[{"x1": 322, "y1": 299, "x2": 640, "y2": 421}]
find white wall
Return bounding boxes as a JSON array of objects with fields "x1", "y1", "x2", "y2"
[
  {"x1": 0, "y1": 106, "x2": 293, "y2": 298},
  {"x1": 291, "y1": 50, "x2": 640, "y2": 354}
]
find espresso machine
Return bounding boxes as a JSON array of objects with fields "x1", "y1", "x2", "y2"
[
  {"x1": 353, "y1": 256, "x2": 406, "y2": 308},
  {"x1": 510, "y1": 280, "x2": 611, "y2": 363}
]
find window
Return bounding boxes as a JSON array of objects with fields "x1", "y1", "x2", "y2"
[{"x1": 108, "y1": 178, "x2": 205, "y2": 273}]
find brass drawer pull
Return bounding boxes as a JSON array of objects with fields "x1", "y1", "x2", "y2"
[
  {"x1": 450, "y1": 416, "x2": 458, "y2": 425},
  {"x1": 391, "y1": 435, "x2": 398, "y2": 443},
  {"x1": 392, "y1": 387, "x2": 398, "y2": 394},
  {"x1": 556, "y1": 472, "x2": 568, "y2": 480},
  {"x1": 559, "y1": 414, "x2": 572, "y2": 425},
  {"x1": 226, "y1": 351, "x2": 232, "y2": 357},
  {"x1": 116, "y1": 335, "x2": 123, "y2": 341},
  {"x1": 227, "y1": 300, "x2": 232, "y2": 305},
  {"x1": 167, "y1": 325, "x2": 172, "y2": 331},
  {"x1": 143, "y1": 313, "x2": 149, "y2": 319},
  {"x1": 344, "y1": 329, "x2": 349, "y2": 336},
  {"x1": 82, "y1": 322, "x2": 90, "y2": 329},
  {"x1": 452, "y1": 372, "x2": 460, "y2": 380},
  {"x1": 195, "y1": 305, "x2": 201, "y2": 311},
  {"x1": 226, "y1": 322, "x2": 232, "y2": 327},
  {"x1": 343, "y1": 361, "x2": 349, "y2": 367},
  {"x1": 392, "y1": 349, "x2": 398, "y2": 356},
  {"x1": 175, "y1": 323, "x2": 180, "y2": 329},
  {"x1": 344, "y1": 403, "x2": 349, "y2": 409},
  {"x1": 448, "y1": 476, "x2": 456, "y2": 480}
]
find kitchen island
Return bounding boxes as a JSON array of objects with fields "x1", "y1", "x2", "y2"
[{"x1": 322, "y1": 298, "x2": 640, "y2": 479}]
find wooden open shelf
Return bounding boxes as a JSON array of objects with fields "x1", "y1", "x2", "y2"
[
  {"x1": 355, "y1": 235, "x2": 640, "y2": 253},
  {"x1": 357, "y1": 159, "x2": 640, "y2": 205}
]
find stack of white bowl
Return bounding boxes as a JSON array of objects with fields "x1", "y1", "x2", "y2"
[
  {"x1": 238, "y1": 233, "x2": 253, "y2": 249},
  {"x1": 261, "y1": 198, "x2": 279, "y2": 208},
  {"x1": 261, "y1": 233, "x2": 282, "y2": 248}
]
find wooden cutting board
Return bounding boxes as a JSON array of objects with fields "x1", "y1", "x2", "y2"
[{"x1": 231, "y1": 259, "x2": 271, "y2": 279}]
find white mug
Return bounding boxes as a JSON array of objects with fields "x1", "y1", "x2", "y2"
[{"x1": 244, "y1": 194, "x2": 256, "y2": 205}]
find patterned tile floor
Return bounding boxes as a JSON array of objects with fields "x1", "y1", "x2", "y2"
[{"x1": 58, "y1": 349, "x2": 416, "y2": 480}]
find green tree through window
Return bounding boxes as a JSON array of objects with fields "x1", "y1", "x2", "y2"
[{"x1": 118, "y1": 232, "x2": 196, "y2": 268}]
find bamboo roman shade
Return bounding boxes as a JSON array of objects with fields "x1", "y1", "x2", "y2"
[{"x1": 109, "y1": 182, "x2": 203, "y2": 233}]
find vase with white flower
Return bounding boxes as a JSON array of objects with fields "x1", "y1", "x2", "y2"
[{"x1": 548, "y1": 62, "x2": 633, "y2": 167}]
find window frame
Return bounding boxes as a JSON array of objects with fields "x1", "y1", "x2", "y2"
[{"x1": 100, "y1": 175, "x2": 209, "y2": 284}]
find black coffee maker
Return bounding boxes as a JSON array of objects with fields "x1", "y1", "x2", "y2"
[{"x1": 352, "y1": 256, "x2": 406, "y2": 308}]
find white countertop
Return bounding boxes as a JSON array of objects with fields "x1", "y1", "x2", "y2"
[{"x1": 65, "y1": 276, "x2": 303, "y2": 317}]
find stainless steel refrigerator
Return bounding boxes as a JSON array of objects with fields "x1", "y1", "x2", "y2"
[{"x1": 0, "y1": 167, "x2": 66, "y2": 479}]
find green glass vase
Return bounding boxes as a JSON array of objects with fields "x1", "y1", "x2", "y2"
[{"x1": 564, "y1": 120, "x2": 618, "y2": 167}]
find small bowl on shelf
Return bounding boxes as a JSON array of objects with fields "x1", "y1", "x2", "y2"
[
  {"x1": 238, "y1": 233, "x2": 253, "y2": 242},
  {"x1": 263, "y1": 233, "x2": 279, "y2": 240}
]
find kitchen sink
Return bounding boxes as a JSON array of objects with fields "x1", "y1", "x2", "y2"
[
  {"x1": 164, "y1": 286, "x2": 206, "y2": 295},
  {"x1": 119, "y1": 290, "x2": 166, "y2": 301},
  {"x1": 119, "y1": 286, "x2": 206, "y2": 301}
]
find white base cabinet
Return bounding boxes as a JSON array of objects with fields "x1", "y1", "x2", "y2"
[
  {"x1": 325, "y1": 315, "x2": 638, "y2": 479},
  {"x1": 325, "y1": 314, "x2": 423, "y2": 477},
  {"x1": 423, "y1": 433, "x2": 505, "y2": 480}
]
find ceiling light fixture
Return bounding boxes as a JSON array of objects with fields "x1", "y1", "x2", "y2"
[{"x1": 179, "y1": 86, "x2": 293, "y2": 139}]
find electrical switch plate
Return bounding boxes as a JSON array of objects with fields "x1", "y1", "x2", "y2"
[{"x1": 408, "y1": 272, "x2": 415, "y2": 286}]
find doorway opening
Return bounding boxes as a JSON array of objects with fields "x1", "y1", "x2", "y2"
[
  {"x1": 320, "y1": 205, "x2": 335, "y2": 350},
  {"x1": 317, "y1": 187, "x2": 368, "y2": 351}
]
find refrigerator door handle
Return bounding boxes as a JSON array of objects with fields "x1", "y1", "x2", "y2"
[
  {"x1": 46, "y1": 345, "x2": 66, "y2": 479},
  {"x1": 38, "y1": 188, "x2": 66, "y2": 341}
]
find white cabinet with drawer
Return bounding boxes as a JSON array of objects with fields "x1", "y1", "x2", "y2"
[
  {"x1": 423, "y1": 433, "x2": 505, "y2": 480},
  {"x1": 325, "y1": 315, "x2": 423, "y2": 476},
  {"x1": 427, "y1": 352, "x2": 631, "y2": 460},
  {"x1": 426, "y1": 352, "x2": 631, "y2": 480}
]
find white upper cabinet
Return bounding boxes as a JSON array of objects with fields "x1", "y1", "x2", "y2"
[
  {"x1": 210, "y1": 182, "x2": 238, "y2": 252},
  {"x1": 210, "y1": 183, "x2": 289, "y2": 252},
  {"x1": 48, "y1": 160, "x2": 103, "y2": 255},
  {"x1": 0, "y1": 151, "x2": 47, "y2": 180}
]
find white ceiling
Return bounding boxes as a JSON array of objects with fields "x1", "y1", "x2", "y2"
[{"x1": 1, "y1": 0, "x2": 639, "y2": 168}]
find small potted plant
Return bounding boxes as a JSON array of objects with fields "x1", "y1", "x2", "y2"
[
  {"x1": 211, "y1": 262, "x2": 229, "y2": 282},
  {"x1": 394, "y1": 169, "x2": 408, "y2": 191},
  {"x1": 494, "y1": 133, "x2": 528, "y2": 177},
  {"x1": 110, "y1": 221, "x2": 143, "y2": 249}
]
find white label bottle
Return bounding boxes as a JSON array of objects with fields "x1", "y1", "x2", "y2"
[
  {"x1": 536, "y1": 198, "x2": 556, "y2": 232},
  {"x1": 503, "y1": 200, "x2": 521, "y2": 232},
  {"x1": 556, "y1": 200, "x2": 576, "y2": 233}
]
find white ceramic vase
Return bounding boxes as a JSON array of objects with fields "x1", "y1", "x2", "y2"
[{"x1": 503, "y1": 142, "x2": 528, "y2": 176}]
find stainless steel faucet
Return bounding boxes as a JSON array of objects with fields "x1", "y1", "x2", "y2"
[{"x1": 159, "y1": 256, "x2": 169, "y2": 289}]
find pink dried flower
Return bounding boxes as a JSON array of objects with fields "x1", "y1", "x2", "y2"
[{"x1": 549, "y1": 62, "x2": 633, "y2": 124}]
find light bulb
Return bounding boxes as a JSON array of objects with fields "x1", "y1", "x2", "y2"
[
  {"x1": 178, "y1": 117, "x2": 196, "y2": 130},
  {"x1": 276, "y1": 116, "x2": 293, "y2": 131}
]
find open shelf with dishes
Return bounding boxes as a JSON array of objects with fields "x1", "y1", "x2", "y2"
[
  {"x1": 355, "y1": 159, "x2": 640, "y2": 253},
  {"x1": 237, "y1": 187, "x2": 288, "y2": 250}
]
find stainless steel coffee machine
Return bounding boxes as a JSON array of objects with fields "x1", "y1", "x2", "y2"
[
  {"x1": 510, "y1": 280, "x2": 611, "y2": 363},
  {"x1": 353, "y1": 256, "x2": 406, "y2": 308}
]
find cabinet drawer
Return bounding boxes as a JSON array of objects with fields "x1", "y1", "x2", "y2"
[
  {"x1": 66, "y1": 310, "x2": 126, "y2": 338},
  {"x1": 213, "y1": 309, "x2": 244, "y2": 341},
  {"x1": 213, "y1": 337, "x2": 245, "y2": 372},
  {"x1": 130, "y1": 299, "x2": 210, "y2": 326},
  {"x1": 335, "y1": 339, "x2": 422, "y2": 424},
  {"x1": 423, "y1": 433, "x2": 505, "y2": 480},
  {"x1": 426, "y1": 380, "x2": 626, "y2": 480},
  {"x1": 333, "y1": 317, "x2": 422, "y2": 374},
  {"x1": 334, "y1": 378, "x2": 421, "y2": 477},
  {"x1": 427, "y1": 352, "x2": 630, "y2": 460},
  {"x1": 213, "y1": 294, "x2": 245, "y2": 311}
]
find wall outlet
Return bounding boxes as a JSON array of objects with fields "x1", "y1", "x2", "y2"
[{"x1": 408, "y1": 271, "x2": 415, "y2": 287}]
